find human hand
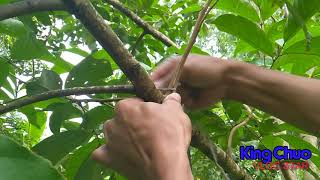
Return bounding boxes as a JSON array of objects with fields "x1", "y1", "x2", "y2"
[
  {"x1": 151, "y1": 55, "x2": 230, "y2": 109},
  {"x1": 92, "y1": 93, "x2": 193, "y2": 180}
]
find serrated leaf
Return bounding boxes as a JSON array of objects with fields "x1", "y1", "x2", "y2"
[
  {"x1": 65, "y1": 56, "x2": 112, "y2": 88},
  {"x1": 32, "y1": 130, "x2": 90, "y2": 165},
  {"x1": 0, "y1": 135, "x2": 64, "y2": 180},
  {"x1": 213, "y1": 14, "x2": 275, "y2": 56},
  {"x1": 284, "y1": 0, "x2": 320, "y2": 41},
  {"x1": 82, "y1": 106, "x2": 114, "y2": 130}
]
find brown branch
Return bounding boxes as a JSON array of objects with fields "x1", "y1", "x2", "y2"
[
  {"x1": 0, "y1": 85, "x2": 135, "y2": 115},
  {"x1": 62, "y1": 0, "x2": 163, "y2": 103},
  {"x1": 0, "y1": 0, "x2": 65, "y2": 21},
  {"x1": 0, "y1": 0, "x2": 178, "y2": 48},
  {"x1": 68, "y1": 98, "x2": 124, "y2": 103},
  {"x1": 168, "y1": 0, "x2": 214, "y2": 90},
  {"x1": 227, "y1": 105, "x2": 253, "y2": 157},
  {"x1": 103, "y1": 0, "x2": 178, "y2": 48},
  {"x1": 192, "y1": 127, "x2": 253, "y2": 180}
]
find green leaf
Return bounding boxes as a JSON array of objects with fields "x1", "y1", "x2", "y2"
[
  {"x1": 47, "y1": 102, "x2": 83, "y2": 134},
  {"x1": 180, "y1": 4, "x2": 202, "y2": 14},
  {"x1": 63, "y1": 139, "x2": 100, "y2": 180},
  {"x1": 0, "y1": 135, "x2": 64, "y2": 180},
  {"x1": 29, "y1": 112, "x2": 47, "y2": 146},
  {"x1": 0, "y1": 18, "x2": 27, "y2": 37},
  {"x1": 216, "y1": 0, "x2": 260, "y2": 22},
  {"x1": 0, "y1": 58, "x2": 9, "y2": 86},
  {"x1": 253, "y1": 0, "x2": 282, "y2": 20},
  {"x1": 278, "y1": 134, "x2": 319, "y2": 154},
  {"x1": 19, "y1": 105, "x2": 42, "y2": 128},
  {"x1": 283, "y1": 36, "x2": 320, "y2": 57},
  {"x1": 213, "y1": 14, "x2": 275, "y2": 56},
  {"x1": 260, "y1": 135, "x2": 284, "y2": 150},
  {"x1": 222, "y1": 100, "x2": 244, "y2": 121},
  {"x1": 11, "y1": 33, "x2": 49, "y2": 60},
  {"x1": 65, "y1": 56, "x2": 112, "y2": 88},
  {"x1": 82, "y1": 105, "x2": 114, "y2": 130},
  {"x1": 26, "y1": 70, "x2": 63, "y2": 96},
  {"x1": 32, "y1": 130, "x2": 90, "y2": 165},
  {"x1": 42, "y1": 54, "x2": 73, "y2": 74},
  {"x1": 284, "y1": 0, "x2": 320, "y2": 41},
  {"x1": 273, "y1": 54, "x2": 320, "y2": 70},
  {"x1": 74, "y1": 158, "x2": 103, "y2": 180}
]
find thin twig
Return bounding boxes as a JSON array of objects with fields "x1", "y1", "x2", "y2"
[
  {"x1": 68, "y1": 97, "x2": 123, "y2": 103},
  {"x1": 0, "y1": 85, "x2": 135, "y2": 114},
  {"x1": 227, "y1": 105, "x2": 253, "y2": 157},
  {"x1": 131, "y1": 31, "x2": 147, "y2": 55},
  {"x1": 168, "y1": 0, "x2": 215, "y2": 90}
]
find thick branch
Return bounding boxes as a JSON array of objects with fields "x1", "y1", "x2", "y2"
[
  {"x1": 103, "y1": 0, "x2": 178, "y2": 48},
  {"x1": 62, "y1": 0, "x2": 163, "y2": 103},
  {"x1": 0, "y1": 0, "x2": 178, "y2": 48},
  {"x1": 192, "y1": 128, "x2": 252, "y2": 180},
  {"x1": 0, "y1": 85, "x2": 134, "y2": 115},
  {"x1": 0, "y1": 0, "x2": 65, "y2": 21}
]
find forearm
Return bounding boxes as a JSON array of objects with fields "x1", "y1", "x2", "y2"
[{"x1": 224, "y1": 61, "x2": 320, "y2": 135}]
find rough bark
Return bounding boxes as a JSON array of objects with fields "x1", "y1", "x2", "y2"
[
  {"x1": 63, "y1": 0, "x2": 164, "y2": 103},
  {"x1": 192, "y1": 127, "x2": 253, "y2": 180},
  {"x1": 0, "y1": 0, "x2": 65, "y2": 21},
  {"x1": 0, "y1": 85, "x2": 134, "y2": 114}
]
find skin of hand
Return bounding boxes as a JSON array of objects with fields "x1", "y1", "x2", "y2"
[
  {"x1": 92, "y1": 93, "x2": 193, "y2": 180},
  {"x1": 151, "y1": 54, "x2": 230, "y2": 109},
  {"x1": 152, "y1": 55, "x2": 320, "y2": 135}
]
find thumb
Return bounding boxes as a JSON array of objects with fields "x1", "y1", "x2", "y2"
[
  {"x1": 163, "y1": 93, "x2": 182, "y2": 107},
  {"x1": 91, "y1": 145, "x2": 111, "y2": 167}
]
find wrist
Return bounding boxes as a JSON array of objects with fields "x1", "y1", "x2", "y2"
[
  {"x1": 223, "y1": 60, "x2": 249, "y2": 100},
  {"x1": 150, "y1": 147, "x2": 193, "y2": 180}
]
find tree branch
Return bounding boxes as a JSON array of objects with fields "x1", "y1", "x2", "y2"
[
  {"x1": 62, "y1": 0, "x2": 163, "y2": 103},
  {"x1": 68, "y1": 97, "x2": 124, "y2": 103},
  {"x1": 63, "y1": 0, "x2": 252, "y2": 179},
  {"x1": 191, "y1": 127, "x2": 253, "y2": 180},
  {"x1": 0, "y1": 0, "x2": 65, "y2": 21},
  {"x1": 0, "y1": 0, "x2": 178, "y2": 48},
  {"x1": 227, "y1": 105, "x2": 253, "y2": 157},
  {"x1": 104, "y1": 0, "x2": 178, "y2": 48},
  {"x1": 168, "y1": 0, "x2": 215, "y2": 89},
  {"x1": 0, "y1": 85, "x2": 135, "y2": 115}
]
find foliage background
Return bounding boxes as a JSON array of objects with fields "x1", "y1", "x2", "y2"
[{"x1": 0, "y1": 0, "x2": 319, "y2": 179}]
